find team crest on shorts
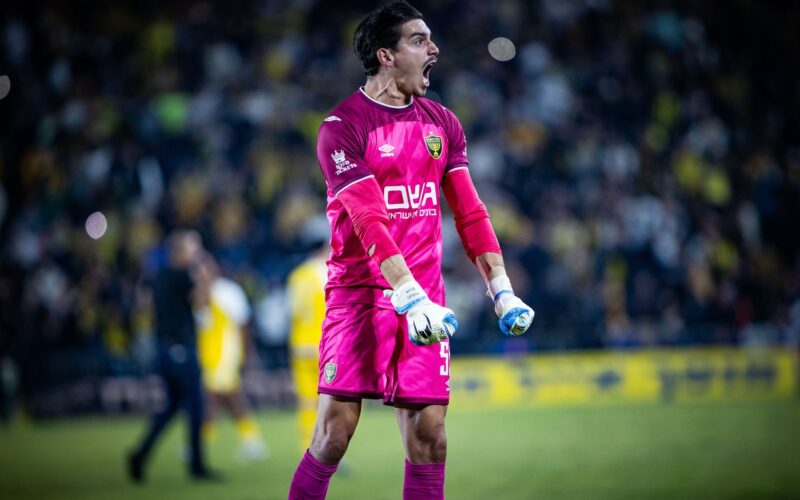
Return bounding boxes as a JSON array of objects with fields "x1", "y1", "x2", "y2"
[
  {"x1": 424, "y1": 134, "x2": 443, "y2": 159},
  {"x1": 324, "y1": 362, "x2": 337, "y2": 384}
]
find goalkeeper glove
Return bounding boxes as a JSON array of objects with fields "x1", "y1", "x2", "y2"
[
  {"x1": 385, "y1": 279, "x2": 458, "y2": 346},
  {"x1": 488, "y1": 275, "x2": 534, "y2": 336}
]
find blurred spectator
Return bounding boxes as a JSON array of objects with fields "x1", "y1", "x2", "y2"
[{"x1": 0, "y1": 0, "x2": 798, "y2": 401}]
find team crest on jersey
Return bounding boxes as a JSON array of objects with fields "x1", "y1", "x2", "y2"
[
  {"x1": 324, "y1": 362, "x2": 337, "y2": 383},
  {"x1": 424, "y1": 134, "x2": 443, "y2": 159}
]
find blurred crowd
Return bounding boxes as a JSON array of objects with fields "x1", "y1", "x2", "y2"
[{"x1": 1, "y1": 0, "x2": 799, "y2": 398}]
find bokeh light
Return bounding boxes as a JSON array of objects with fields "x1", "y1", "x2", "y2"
[
  {"x1": 488, "y1": 37, "x2": 516, "y2": 62},
  {"x1": 85, "y1": 211, "x2": 108, "y2": 239}
]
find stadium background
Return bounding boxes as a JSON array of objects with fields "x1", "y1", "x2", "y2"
[{"x1": 0, "y1": 0, "x2": 799, "y2": 498}]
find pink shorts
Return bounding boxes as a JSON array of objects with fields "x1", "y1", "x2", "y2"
[{"x1": 318, "y1": 303, "x2": 451, "y2": 406}]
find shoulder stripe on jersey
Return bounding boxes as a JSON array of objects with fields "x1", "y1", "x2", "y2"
[{"x1": 335, "y1": 174, "x2": 376, "y2": 197}]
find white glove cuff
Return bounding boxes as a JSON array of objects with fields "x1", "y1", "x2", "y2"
[
  {"x1": 390, "y1": 279, "x2": 428, "y2": 314},
  {"x1": 488, "y1": 275, "x2": 514, "y2": 303}
]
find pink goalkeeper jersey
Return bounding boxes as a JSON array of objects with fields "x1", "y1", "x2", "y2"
[{"x1": 317, "y1": 89, "x2": 469, "y2": 310}]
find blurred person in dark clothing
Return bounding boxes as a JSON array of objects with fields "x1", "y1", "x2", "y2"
[{"x1": 127, "y1": 230, "x2": 219, "y2": 482}]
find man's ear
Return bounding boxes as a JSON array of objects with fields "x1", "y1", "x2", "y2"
[{"x1": 377, "y1": 48, "x2": 394, "y2": 67}]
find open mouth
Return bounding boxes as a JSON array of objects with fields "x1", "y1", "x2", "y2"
[{"x1": 422, "y1": 59, "x2": 436, "y2": 87}]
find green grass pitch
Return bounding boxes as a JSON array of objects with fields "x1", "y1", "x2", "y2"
[{"x1": 1, "y1": 401, "x2": 799, "y2": 499}]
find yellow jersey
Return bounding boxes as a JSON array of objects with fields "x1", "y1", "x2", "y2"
[
  {"x1": 198, "y1": 277, "x2": 251, "y2": 392},
  {"x1": 287, "y1": 255, "x2": 327, "y2": 354}
]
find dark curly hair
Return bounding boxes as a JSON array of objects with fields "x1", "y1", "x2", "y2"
[{"x1": 353, "y1": 1, "x2": 424, "y2": 77}]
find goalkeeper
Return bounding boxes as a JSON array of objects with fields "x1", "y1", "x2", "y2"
[{"x1": 288, "y1": 2, "x2": 534, "y2": 499}]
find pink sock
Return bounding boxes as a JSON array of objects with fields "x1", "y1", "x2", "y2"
[
  {"x1": 403, "y1": 459, "x2": 446, "y2": 500},
  {"x1": 288, "y1": 450, "x2": 338, "y2": 499}
]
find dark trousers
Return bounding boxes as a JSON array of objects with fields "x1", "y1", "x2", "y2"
[{"x1": 133, "y1": 345, "x2": 206, "y2": 473}]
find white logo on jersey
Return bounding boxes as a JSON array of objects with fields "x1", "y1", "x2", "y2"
[
  {"x1": 378, "y1": 144, "x2": 395, "y2": 157},
  {"x1": 384, "y1": 182, "x2": 438, "y2": 210},
  {"x1": 324, "y1": 116, "x2": 341, "y2": 122},
  {"x1": 331, "y1": 150, "x2": 356, "y2": 175}
]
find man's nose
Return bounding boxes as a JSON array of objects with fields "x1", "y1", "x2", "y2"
[{"x1": 429, "y1": 41, "x2": 439, "y2": 56}]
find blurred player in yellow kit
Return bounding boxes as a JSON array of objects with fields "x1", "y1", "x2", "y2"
[
  {"x1": 196, "y1": 253, "x2": 267, "y2": 462},
  {"x1": 287, "y1": 238, "x2": 328, "y2": 453}
]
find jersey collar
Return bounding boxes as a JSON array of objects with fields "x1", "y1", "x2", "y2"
[{"x1": 358, "y1": 87, "x2": 414, "y2": 110}]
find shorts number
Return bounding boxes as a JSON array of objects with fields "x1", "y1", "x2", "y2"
[{"x1": 439, "y1": 342, "x2": 450, "y2": 376}]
